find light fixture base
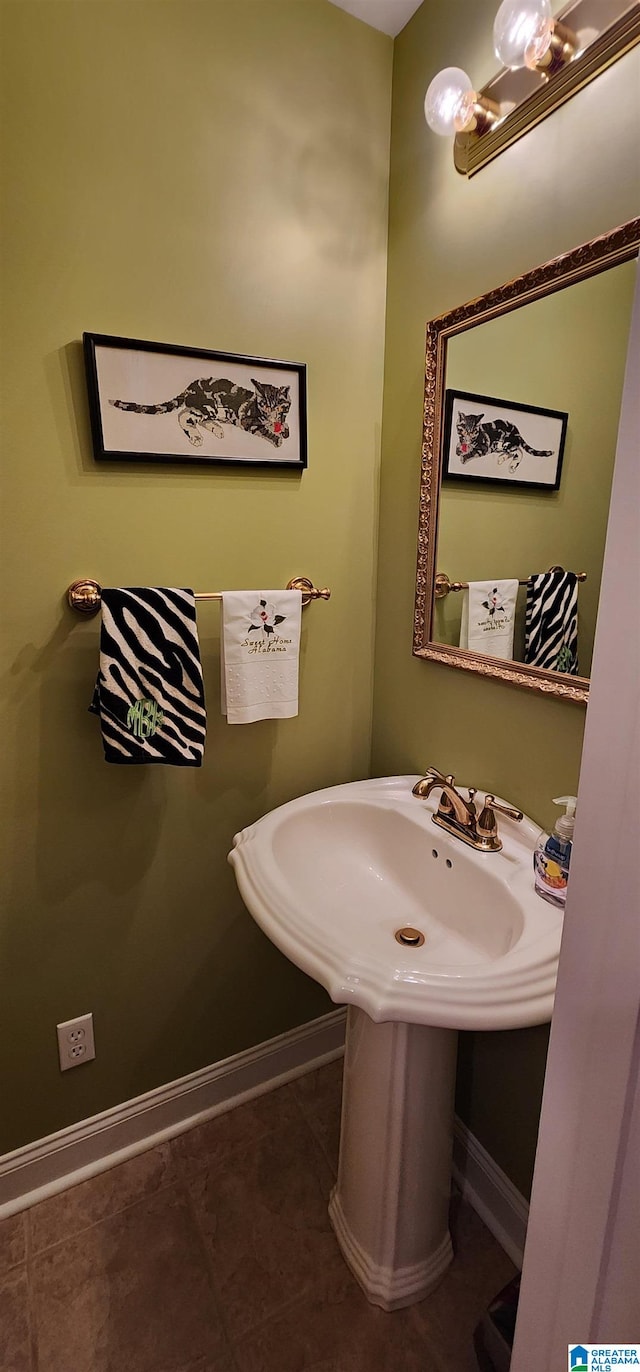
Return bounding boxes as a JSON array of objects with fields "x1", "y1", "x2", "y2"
[
  {"x1": 460, "y1": 94, "x2": 502, "y2": 135},
  {"x1": 535, "y1": 20, "x2": 577, "y2": 76}
]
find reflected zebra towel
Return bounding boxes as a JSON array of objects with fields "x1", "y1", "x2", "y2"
[
  {"x1": 525, "y1": 571, "x2": 578, "y2": 674},
  {"x1": 89, "y1": 588, "x2": 206, "y2": 764}
]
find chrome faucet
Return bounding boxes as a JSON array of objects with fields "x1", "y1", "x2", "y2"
[{"x1": 412, "y1": 767, "x2": 523, "y2": 852}]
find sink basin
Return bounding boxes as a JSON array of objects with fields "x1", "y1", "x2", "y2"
[
  {"x1": 229, "y1": 775, "x2": 563, "y2": 1310},
  {"x1": 230, "y1": 775, "x2": 562, "y2": 1032}
]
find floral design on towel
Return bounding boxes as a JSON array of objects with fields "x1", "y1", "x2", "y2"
[
  {"x1": 248, "y1": 599, "x2": 287, "y2": 639},
  {"x1": 481, "y1": 588, "x2": 506, "y2": 618}
]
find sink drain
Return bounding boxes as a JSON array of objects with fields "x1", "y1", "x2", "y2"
[{"x1": 395, "y1": 926, "x2": 425, "y2": 947}]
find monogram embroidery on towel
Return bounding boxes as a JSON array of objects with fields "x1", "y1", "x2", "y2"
[{"x1": 127, "y1": 698, "x2": 164, "y2": 738}]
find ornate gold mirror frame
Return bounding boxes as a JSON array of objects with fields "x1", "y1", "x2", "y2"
[{"x1": 413, "y1": 217, "x2": 640, "y2": 704}]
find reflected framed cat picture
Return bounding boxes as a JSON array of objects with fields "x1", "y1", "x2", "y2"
[
  {"x1": 83, "y1": 333, "x2": 307, "y2": 469},
  {"x1": 442, "y1": 389, "x2": 567, "y2": 490}
]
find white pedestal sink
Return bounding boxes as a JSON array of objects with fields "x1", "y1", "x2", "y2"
[{"x1": 229, "y1": 776, "x2": 563, "y2": 1309}]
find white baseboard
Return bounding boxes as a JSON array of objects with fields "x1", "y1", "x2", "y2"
[
  {"x1": 0, "y1": 1009, "x2": 347, "y2": 1219},
  {"x1": 452, "y1": 1117, "x2": 529, "y2": 1269},
  {"x1": 1, "y1": 1008, "x2": 528, "y2": 1271}
]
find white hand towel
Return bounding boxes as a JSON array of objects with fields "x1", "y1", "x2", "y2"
[
  {"x1": 221, "y1": 590, "x2": 302, "y2": 724},
  {"x1": 459, "y1": 580, "x2": 519, "y2": 660}
]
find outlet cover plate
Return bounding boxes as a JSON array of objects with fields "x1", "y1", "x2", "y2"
[{"x1": 57, "y1": 1013, "x2": 95, "y2": 1072}]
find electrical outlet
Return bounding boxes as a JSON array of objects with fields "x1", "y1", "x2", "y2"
[{"x1": 57, "y1": 1013, "x2": 95, "y2": 1072}]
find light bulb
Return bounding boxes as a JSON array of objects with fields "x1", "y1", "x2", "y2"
[
  {"x1": 424, "y1": 68, "x2": 476, "y2": 137},
  {"x1": 493, "y1": 0, "x2": 554, "y2": 70}
]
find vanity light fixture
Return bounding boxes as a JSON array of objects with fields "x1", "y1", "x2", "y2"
[{"x1": 424, "y1": 0, "x2": 640, "y2": 175}]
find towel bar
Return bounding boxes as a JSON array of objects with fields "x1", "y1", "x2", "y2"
[
  {"x1": 434, "y1": 567, "x2": 587, "y2": 600},
  {"x1": 66, "y1": 577, "x2": 331, "y2": 616}
]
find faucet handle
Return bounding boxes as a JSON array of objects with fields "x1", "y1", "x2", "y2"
[
  {"x1": 477, "y1": 794, "x2": 523, "y2": 843},
  {"x1": 485, "y1": 796, "x2": 524, "y2": 823}
]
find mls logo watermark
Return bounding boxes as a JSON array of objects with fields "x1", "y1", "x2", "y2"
[{"x1": 569, "y1": 1348, "x2": 640, "y2": 1370}]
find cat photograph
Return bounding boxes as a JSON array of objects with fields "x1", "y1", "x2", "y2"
[
  {"x1": 84, "y1": 333, "x2": 307, "y2": 469},
  {"x1": 443, "y1": 389, "x2": 567, "y2": 490}
]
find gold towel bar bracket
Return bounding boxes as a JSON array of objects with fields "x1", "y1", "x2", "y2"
[
  {"x1": 434, "y1": 569, "x2": 587, "y2": 600},
  {"x1": 286, "y1": 576, "x2": 331, "y2": 607},
  {"x1": 66, "y1": 577, "x2": 331, "y2": 616}
]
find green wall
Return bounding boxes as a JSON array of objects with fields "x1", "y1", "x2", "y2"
[
  {"x1": 373, "y1": 0, "x2": 639, "y2": 1196},
  {"x1": 0, "y1": 0, "x2": 392, "y2": 1153}
]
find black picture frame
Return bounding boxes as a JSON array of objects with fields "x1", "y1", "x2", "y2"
[
  {"x1": 83, "y1": 333, "x2": 307, "y2": 470},
  {"x1": 442, "y1": 389, "x2": 568, "y2": 491}
]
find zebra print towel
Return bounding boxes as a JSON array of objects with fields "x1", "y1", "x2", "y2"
[
  {"x1": 89, "y1": 588, "x2": 206, "y2": 764},
  {"x1": 525, "y1": 571, "x2": 578, "y2": 675}
]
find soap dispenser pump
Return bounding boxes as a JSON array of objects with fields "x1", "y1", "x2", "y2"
[{"x1": 534, "y1": 796, "x2": 576, "y2": 908}]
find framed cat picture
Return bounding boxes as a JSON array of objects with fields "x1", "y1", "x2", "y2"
[
  {"x1": 83, "y1": 333, "x2": 307, "y2": 469},
  {"x1": 442, "y1": 389, "x2": 568, "y2": 490}
]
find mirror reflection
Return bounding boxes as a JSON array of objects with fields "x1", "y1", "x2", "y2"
[
  {"x1": 414, "y1": 223, "x2": 640, "y2": 702},
  {"x1": 434, "y1": 259, "x2": 636, "y2": 679}
]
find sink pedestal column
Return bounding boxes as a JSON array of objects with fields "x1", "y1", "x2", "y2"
[{"x1": 329, "y1": 1007, "x2": 457, "y2": 1310}]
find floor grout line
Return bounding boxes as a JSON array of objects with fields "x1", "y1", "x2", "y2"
[
  {"x1": 28, "y1": 1174, "x2": 181, "y2": 1258},
  {"x1": 299, "y1": 1109, "x2": 340, "y2": 1179},
  {"x1": 177, "y1": 1178, "x2": 243, "y2": 1371},
  {"x1": 289, "y1": 1072, "x2": 343, "y2": 1179},
  {"x1": 24, "y1": 1211, "x2": 39, "y2": 1372},
  {"x1": 181, "y1": 1179, "x2": 233, "y2": 1346},
  {"x1": 178, "y1": 1086, "x2": 348, "y2": 1349},
  {"x1": 177, "y1": 1173, "x2": 314, "y2": 1367}
]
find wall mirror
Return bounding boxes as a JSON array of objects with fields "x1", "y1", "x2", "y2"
[{"x1": 413, "y1": 218, "x2": 639, "y2": 703}]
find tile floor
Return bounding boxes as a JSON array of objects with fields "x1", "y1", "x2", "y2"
[{"x1": 0, "y1": 1059, "x2": 517, "y2": 1372}]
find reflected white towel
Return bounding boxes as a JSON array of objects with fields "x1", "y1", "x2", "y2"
[
  {"x1": 221, "y1": 590, "x2": 302, "y2": 724},
  {"x1": 459, "y1": 580, "x2": 519, "y2": 660}
]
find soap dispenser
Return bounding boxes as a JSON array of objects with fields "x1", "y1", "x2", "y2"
[{"x1": 533, "y1": 796, "x2": 576, "y2": 908}]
